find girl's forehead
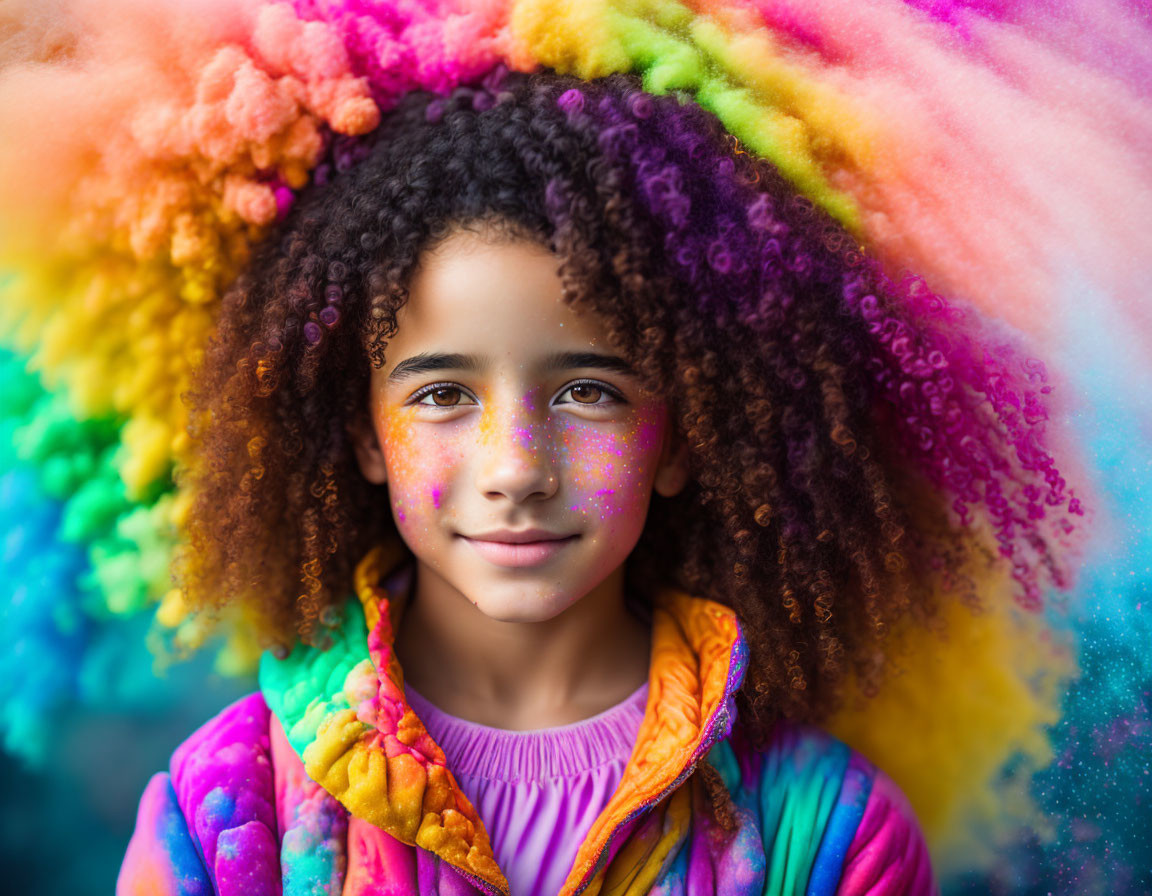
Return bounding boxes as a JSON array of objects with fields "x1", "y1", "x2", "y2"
[{"x1": 387, "y1": 230, "x2": 615, "y2": 365}]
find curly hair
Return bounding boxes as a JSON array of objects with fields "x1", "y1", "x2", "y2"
[{"x1": 178, "y1": 68, "x2": 1077, "y2": 736}]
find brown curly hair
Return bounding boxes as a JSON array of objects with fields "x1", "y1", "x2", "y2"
[{"x1": 177, "y1": 69, "x2": 1073, "y2": 739}]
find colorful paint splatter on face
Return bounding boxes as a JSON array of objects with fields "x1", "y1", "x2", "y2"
[
  {"x1": 546, "y1": 404, "x2": 668, "y2": 524},
  {"x1": 379, "y1": 387, "x2": 667, "y2": 535}
]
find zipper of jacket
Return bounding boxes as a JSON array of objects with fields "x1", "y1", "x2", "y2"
[
  {"x1": 453, "y1": 864, "x2": 507, "y2": 896},
  {"x1": 566, "y1": 698, "x2": 736, "y2": 896},
  {"x1": 565, "y1": 630, "x2": 747, "y2": 896}
]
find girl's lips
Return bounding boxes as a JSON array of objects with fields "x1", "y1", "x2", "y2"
[{"x1": 460, "y1": 534, "x2": 578, "y2": 568}]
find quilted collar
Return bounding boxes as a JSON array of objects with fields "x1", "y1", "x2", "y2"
[{"x1": 260, "y1": 541, "x2": 748, "y2": 896}]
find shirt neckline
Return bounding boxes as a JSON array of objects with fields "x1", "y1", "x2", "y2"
[{"x1": 403, "y1": 679, "x2": 650, "y2": 782}]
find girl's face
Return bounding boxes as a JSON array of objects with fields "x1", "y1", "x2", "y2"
[{"x1": 351, "y1": 228, "x2": 688, "y2": 623}]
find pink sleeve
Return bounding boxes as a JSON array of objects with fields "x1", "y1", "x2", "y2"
[
  {"x1": 117, "y1": 772, "x2": 212, "y2": 896},
  {"x1": 835, "y1": 770, "x2": 938, "y2": 896},
  {"x1": 118, "y1": 693, "x2": 283, "y2": 896}
]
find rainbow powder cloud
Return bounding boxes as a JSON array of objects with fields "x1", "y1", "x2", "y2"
[{"x1": 1, "y1": 1, "x2": 1150, "y2": 891}]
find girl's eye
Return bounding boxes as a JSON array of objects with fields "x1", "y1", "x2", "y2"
[
  {"x1": 556, "y1": 380, "x2": 624, "y2": 406},
  {"x1": 567, "y1": 384, "x2": 603, "y2": 404},
  {"x1": 413, "y1": 385, "x2": 476, "y2": 408}
]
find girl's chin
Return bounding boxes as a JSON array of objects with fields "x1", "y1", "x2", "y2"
[{"x1": 465, "y1": 588, "x2": 584, "y2": 624}]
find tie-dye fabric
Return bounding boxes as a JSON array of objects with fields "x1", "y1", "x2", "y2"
[{"x1": 119, "y1": 544, "x2": 937, "y2": 896}]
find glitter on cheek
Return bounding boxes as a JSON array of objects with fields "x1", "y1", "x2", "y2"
[
  {"x1": 591, "y1": 471, "x2": 634, "y2": 521},
  {"x1": 378, "y1": 406, "x2": 465, "y2": 538},
  {"x1": 553, "y1": 404, "x2": 665, "y2": 527},
  {"x1": 636, "y1": 414, "x2": 665, "y2": 454},
  {"x1": 576, "y1": 426, "x2": 621, "y2": 459},
  {"x1": 379, "y1": 406, "x2": 416, "y2": 457},
  {"x1": 574, "y1": 438, "x2": 632, "y2": 520}
]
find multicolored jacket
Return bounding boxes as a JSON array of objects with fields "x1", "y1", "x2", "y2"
[{"x1": 119, "y1": 544, "x2": 937, "y2": 896}]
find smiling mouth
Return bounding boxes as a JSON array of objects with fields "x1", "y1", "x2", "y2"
[{"x1": 459, "y1": 534, "x2": 579, "y2": 568}]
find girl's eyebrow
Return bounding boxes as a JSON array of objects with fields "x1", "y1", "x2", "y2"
[
  {"x1": 387, "y1": 351, "x2": 635, "y2": 382},
  {"x1": 387, "y1": 352, "x2": 480, "y2": 382},
  {"x1": 542, "y1": 351, "x2": 636, "y2": 376}
]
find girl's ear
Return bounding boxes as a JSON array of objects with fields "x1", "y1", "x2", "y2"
[
  {"x1": 348, "y1": 410, "x2": 388, "y2": 485},
  {"x1": 653, "y1": 429, "x2": 690, "y2": 498}
]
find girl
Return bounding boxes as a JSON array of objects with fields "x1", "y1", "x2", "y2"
[{"x1": 118, "y1": 70, "x2": 1070, "y2": 895}]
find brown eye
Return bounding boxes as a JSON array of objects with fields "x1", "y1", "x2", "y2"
[
  {"x1": 415, "y1": 385, "x2": 473, "y2": 408},
  {"x1": 569, "y1": 384, "x2": 603, "y2": 404},
  {"x1": 430, "y1": 387, "x2": 462, "y2": 406}
]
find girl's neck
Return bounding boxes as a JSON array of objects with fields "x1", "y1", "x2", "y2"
[{"x1": 393, "y1": 562, "x2": 652, "y2": 731}]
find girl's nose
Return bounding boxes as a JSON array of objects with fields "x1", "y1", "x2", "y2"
[{"x1": 474, "y1": 404, "x2": 559, "y2": 504}]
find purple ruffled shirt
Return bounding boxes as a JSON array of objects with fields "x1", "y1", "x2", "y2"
[{"x1": 403, "y1": 680, "x2": 650, "y2": 896}]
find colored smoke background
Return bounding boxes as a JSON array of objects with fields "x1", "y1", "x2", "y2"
[{"x1": 1, "y1": 1, "x2": 1149, "y2": 893}]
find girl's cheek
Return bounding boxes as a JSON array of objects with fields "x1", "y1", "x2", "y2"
[
  {"x1": 559, "y1": 408, "x2": 667, "y2": 525},
  {"x1": 379, "y1": 411, "x2": 465, "y2": 537}
]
